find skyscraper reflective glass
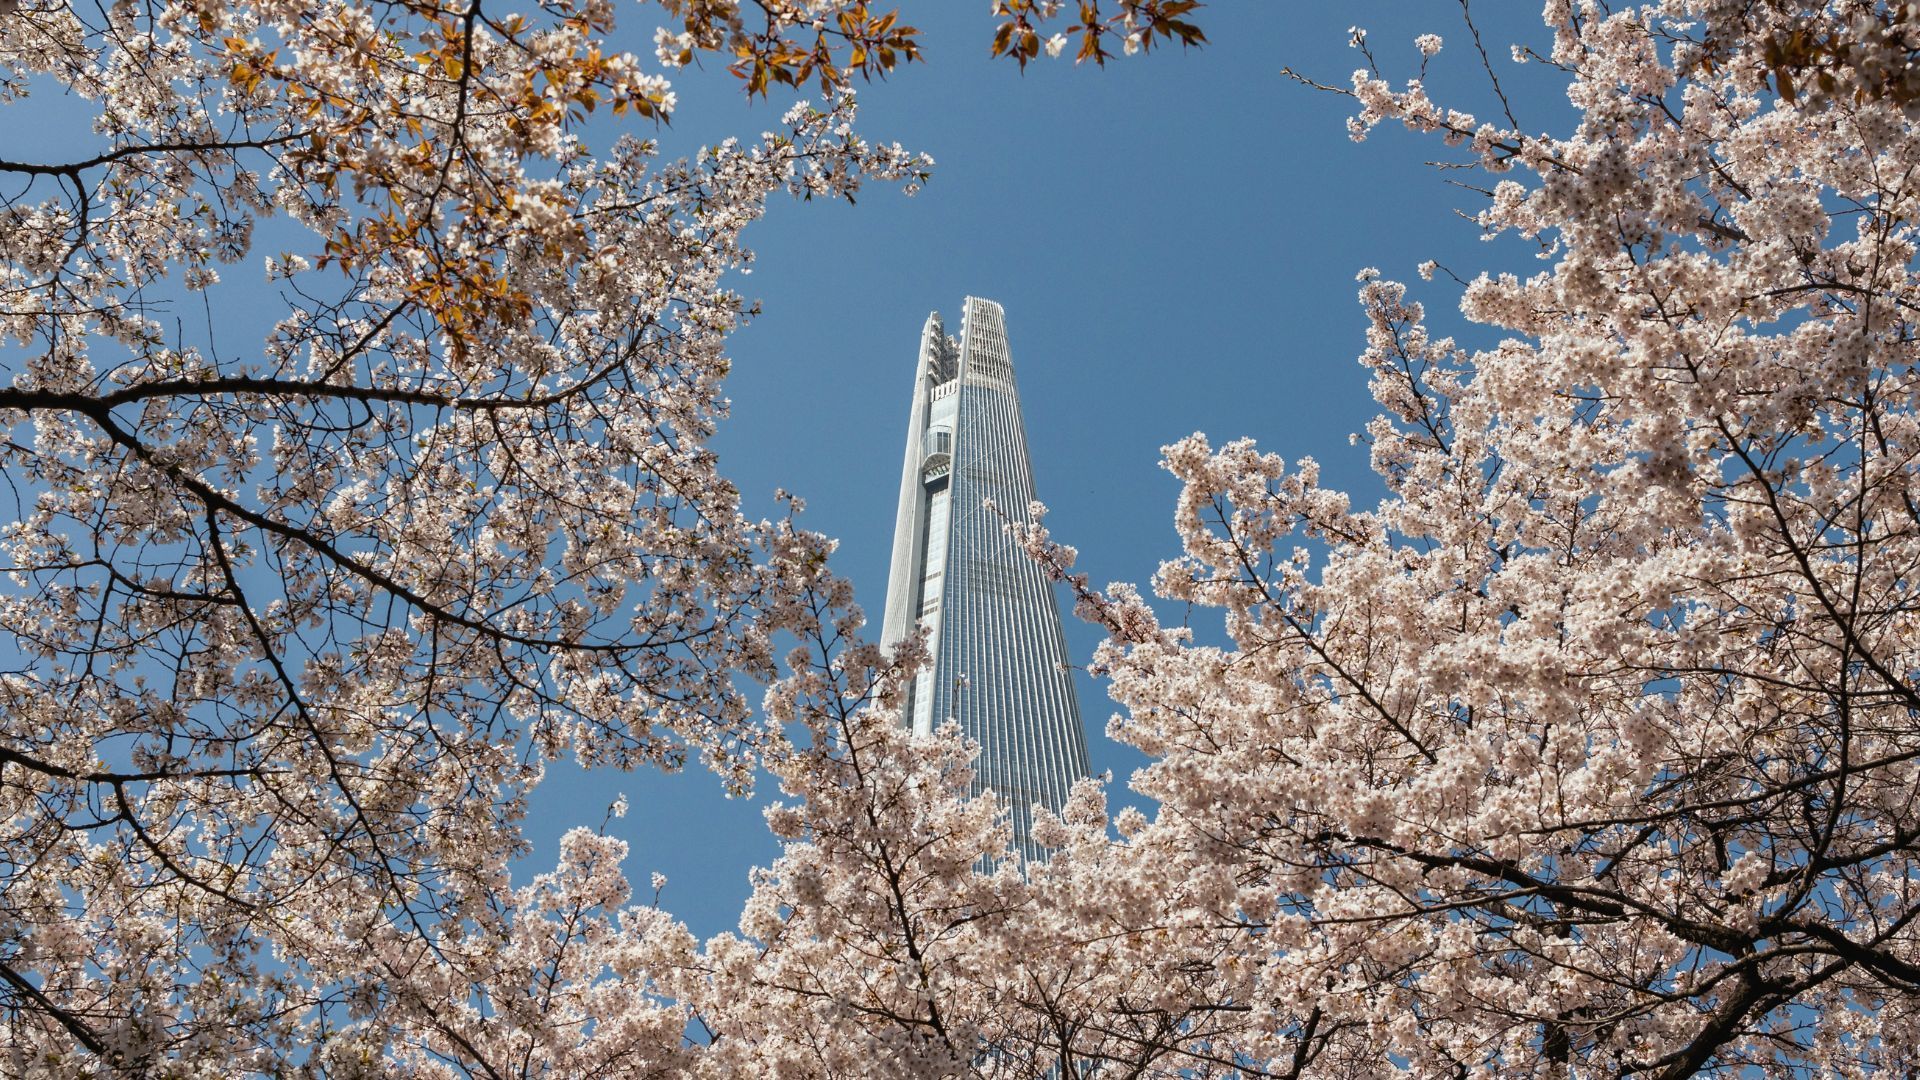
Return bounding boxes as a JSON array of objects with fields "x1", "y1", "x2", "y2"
[{"x1": 880, "y1": 298, "x2": 1090, "y2": 856}]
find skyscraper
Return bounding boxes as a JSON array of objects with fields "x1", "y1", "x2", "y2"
[{"x1": 879, "y1": 297, "x2": 1091, "y2": 854}]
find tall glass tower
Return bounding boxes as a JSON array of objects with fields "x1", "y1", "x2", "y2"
[{"x1": 879, "y1": 297, "x2": 1091, "y2": 853}]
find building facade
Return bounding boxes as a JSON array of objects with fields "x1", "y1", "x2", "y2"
[{"x1": 879, "y1": 297, "x2": 1091, "y2": 853}]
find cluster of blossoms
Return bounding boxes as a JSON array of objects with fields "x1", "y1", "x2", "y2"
[{"x1": 987, "y1": 0, "x2": 1204, "y2": 68}]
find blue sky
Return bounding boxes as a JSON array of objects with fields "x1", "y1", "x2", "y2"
[{"x1": 526, "y1": 2, "x2": 1576, "y2": 941}]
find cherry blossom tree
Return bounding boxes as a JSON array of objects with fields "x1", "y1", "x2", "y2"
[
  {"x1": 0, "y1": 0, "x2": 934, "y2": 1070},
  {"x1": 1021, "y1": 1, "x2": 1920, "y2": 1073}
]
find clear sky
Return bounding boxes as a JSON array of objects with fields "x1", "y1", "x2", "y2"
[{"x1": 523, "y1": 2, "x2": 1575, "y2": 941}]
